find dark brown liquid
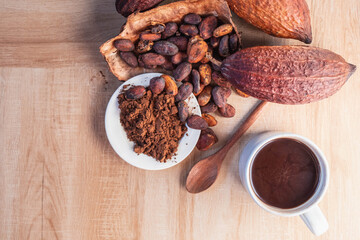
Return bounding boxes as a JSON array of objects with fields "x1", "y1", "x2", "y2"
[{"x1": 251, "y1": 138, "x2": 319, "y2": 209}]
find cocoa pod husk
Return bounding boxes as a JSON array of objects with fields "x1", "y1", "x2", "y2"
[{"x1": 221, "y1": 46, "x2": 356, "y2": 104}]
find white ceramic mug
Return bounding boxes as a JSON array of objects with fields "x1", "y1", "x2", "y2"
[{"x1": 239, "y1": 132, "x2": 329, "y2": 236}]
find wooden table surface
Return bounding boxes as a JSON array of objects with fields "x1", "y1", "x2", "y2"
[{"x1": 1, "y1": 0, "x2": 359, "y2": 239}]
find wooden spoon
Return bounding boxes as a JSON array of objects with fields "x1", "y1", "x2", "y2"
[{"x1": 186, "y1": 100, "x2": 267, "y2": 193}]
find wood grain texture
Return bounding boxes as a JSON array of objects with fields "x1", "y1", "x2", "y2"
[{"x1": 0, "y1": 0, "x2": 359, "y2": 239}]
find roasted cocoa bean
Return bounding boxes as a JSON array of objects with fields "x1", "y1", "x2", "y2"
[
  {"x1": 191, "y1": 69, "x2": 201, "y2": 95},
  {"x1": 229, "y1": 34, "x2": 239, "y2": 52},
  {"x1": 232, "y1": 86, "x2": 249, "y2": 97},
  {"x1": 177, "y1": 101, "x2": 189, "y2": 122},
  {"x1": 199, "y1": 16, "x2": 218, "y2": 40},
  {"x1": 151, "y1": 24, "x2": 165, "y2": 34},
  {"x1": 136, "y1": 40, "x2": 153, "y2": 53},
  {"x1": 167, "y1": 36, "x2": 188, "y2": 52},
  {"x1": 162, "y1": 22, "x2": 178, "y2": 39},
  {"x1": 218, "y1": 103, "x2": 236, "y2": 118},
  {"x1": 162, "y1": 74, "x2": 178, "y2": 95},
  {"x1": 201, "y1": 113, "x2": 217, "y2": 127},
  {"x1": 200, "y1": 101, "x2": 218, "y2": 113},
  {"x1": 194, "y1": 84, "x2": 205, "y2": 96},
  {"x1": 196, "y1": 128, "x2": 218, "y2": 151},
  {"x1": 212, "y1": 71, "x2": 231, "y2": 88},
  {"x1": 175, "y1": 82, "x2": 193, "y2": 102},
  {"x1": 183, "y1": 13, "x2": 202, "y2": 25},
  {"x1": 179, "y1": 24, "x2": 199, "y2": 37},
  {"x1": 199, "y1": 64, "x2": 212, "y2": 85},
  {"x1": 125, "y1": 86, "x2": 146, "y2": 100},
  {"x1": 212, "y1": 86, "x2": 231, "y2": 108},
  {"x1": 140, "y1": 31, "x2": 162, "y2": 41},
  {"x1": 149, "y1": 76, "x2": 165, "y2": 94},
  {"x1": 119, "y1": 51, "x2": 138, "y2": 68},
  {"x1": 219, "y1": 35, "x2": 230, "y2": 57},
  {"x1": 114, "y1": 39, "x2": 134, "y2": 51},
  {"x1": 187, "y1": 36, "x2": 208, "y2": 63},
  {"x1": 140, "y1": 53, "x2": 166, "y2": 66},
  {"x1": 210, "y1": 36, "x2": 220, "y2": 48},
  {"x1": 171, "y1": 52, "x2": 187, "y2": 65},
  {"x1": 153, "y1": 41, "x2": 179, "y2": 56},
  {"x1": 187, "y1": 115, "x2": 208, "y2": 130},
  {"x1": 173, "y1": 62, "x2": 192, "y2": 81},
  {"x1": 213, "y1": 24, "x2": 233, "y2": 38},
  {"x1": 197, "y1": 85, "x2": 212, "y2": 106}
]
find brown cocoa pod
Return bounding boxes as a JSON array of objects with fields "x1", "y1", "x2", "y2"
[
  {"x1": 183, "y1": 13, "x2": 202, "y2": 25},
  {"x1": 212, "y1": 86, "x2": 231, "y2": 108},
  {"x1": 201, "y1": 113, "x2": 217, "y2": 127},
  {"x1": 140, "y1": 31, "x2": 162, "y2": 41},
  {"x1": 197, "y1": 85, "x2": 212, "y2": 106},
  {"x1": 168, "y1": 36, "x2": 188, "y2": 52},
  {"x1": 218, "y1": 103, "x2": 236, "y2": 118},
  {"x1": 119, "y1": 51, "x2": 138, "y2": 68},
  {"x1": 219, "y1": 35, "x2": 230, "y2": 57},
  {"x1": 191, "y1": 69, "x2": 201, "y2": 95},
  {"x1": 199, "y1": 64, "x2": 212, "y2": 85},
  {"x1": 161, "y1": 58, "x2": 174, "y2": 70},
  {"x1": 221, "y1": 46, "x2": 356, "y2": 104},
  {"x1": 149, "y1": 76, "x2": 165, "y2": 94},
  {"x1": 175, "y1": 82, "x2": 193, "y2": 102},
  {"x1": 229, "y1": 34, "x2": 239, "y2": 53},
  {"x1": 162, "y1": 22, "x2": 178, "y2": 39},
  {"x1": 171, "y1": 52, "x2": 187, "y2": 65},
  {"x1": 115, "y1": 0, "x2": 163, "y2": 17},
  {"x1": 153, "y1": 41, "x2": 179, "y2": 56},
  {"x1": 151, "y1": 24, "x2": 165, "y2": 34},
  {"x1": 162, "y1": 74, "x2": 178, "y2": 96},
  {"x1": 173, "y1": 62, "x2": 192, "y2": 81},
  {"x1": 232, "y1": 86, "x2": 249, "y2": 98},
  {"x1": 140, "y1": 53, "x2": 166, "y2": 66},
  {"x1": 187, "y1": 36, "x2": 208, "y2": 63},
  {"x1": 213, "y1": 24, "x2": 233, "y2": 38},
  {"x1": 212, "y1": 71, "x2": 231, "y2": 88},
  {"x1": 200, "y1": 47, "x2": 213, "y2": 63},
  {"x1": 210, "y1": 36, "x2": 220, "y2": 48},
  {"x1": 114, "y1": 39, "x2": 134, "y2": 51},
  {"x1": 125, "y1": 86, "x2": 146, "y2": 100},
  {"x1": 200, "y1": 101, "x2": 218, "y2": 113},
  {"x1": 179, "y1": 24, "x2": 199, "y2": 37},
  {"x1": 199, "y1": 16, "x2": 218, "y2": 40},
  {"x1": 136, "y1": 40, "x2": 153, "y2": 53},
  {"x1": 187, "y1": 115, "x2": 208, "y2": 130},
  {"x1": 177, "y1": 101, "x2": 189, "y2": 122},
  {"x1": 196, "y1": 128, "x2": 218, "y2": 151}
]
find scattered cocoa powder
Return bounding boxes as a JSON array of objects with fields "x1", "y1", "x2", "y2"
[{"x1": 118, "y1": 87, "x2": 187, "y2": 162}]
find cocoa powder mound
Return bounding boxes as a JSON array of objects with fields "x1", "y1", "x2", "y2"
[{"x1": 118, "y1": 88, "x2": 187, "y2": 162}]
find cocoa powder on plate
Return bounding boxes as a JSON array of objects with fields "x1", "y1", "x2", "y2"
[{"x1": 118, "y1": 88, "x2": 187, "y2": 162}]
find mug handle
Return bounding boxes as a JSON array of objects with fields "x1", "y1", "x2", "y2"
[{"x1": 300, "y1": 205, "x2": 329, "y2": 236}]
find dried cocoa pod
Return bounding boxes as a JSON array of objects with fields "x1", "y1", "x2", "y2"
[
  {"x1": 229, "y1": 34, "x2": 238, "y2": 53},
  {"x1": 140, "y1": 53, "x2": 166, "y2": 66},
  {"x1": 178, "y1": 101, "x2": 189, "y2": 122},
  {"x1": 221, "y1": 46, "x2": 356, "y2": 104},
  {"x1": 113, "y1": 39, "x2": 135, "y2": 51},
  {"x1": 212, "y1": 86, "x2": 231, "y2": 108},
  {"x1": 196, "y1": 128, "x2": 218, "y2": 151},
  {"x1": 191, "y1": 69, "x2": 201, "y2": 95},
  {"x1": 201, "y1": 113, "x2": 217, "y2": 127},
  {"x1": 175, "y1": 82, "x2": 193, "y2": 102},
  {"x1": 213, "y1": 24, "x2": 233, "y2": 38},
  {"x1": 218, "y1": 103, "x2": 235, "y2": 118},
  {"x1": 115, "y1": 0, "x2": 164, "y2": 17},
  {"x1": 200, "y1": 101, "x2": 218, "y2": 113},
  {"x1": 199, "y1": 16, "x2": 218, "y2": 40},
  {"x1": 187, "y1": 115, "x2": 208, "y2": 130},
  {"x1": 210, "y1": 37, "x2": 220, "y2": 48},
  {"x1": 200, "y1": 47, "x2": 213, "y2": 64},
  {"x1": 153, "y1": 41, "x2": 179, "y2": 56},
  {"x1": 168, "y1": 36, "x2": 188, "y2": 52},
  {"x1": 171, "y1": 52, "x2": 187, "y2": 65},
  {"x1": 219, "y1": 35, "x2": 230, "y2": 57},
  {"x1": 199, "y1": 64, "x2": 212, "y2": 85},
  {"x1": 149, "y1": 76, "x2": 165, "y2": 94},
  {"x1": 179, "y1": 24, "x2": 199, "y2": 37},
  {"x1": 119, "y1": 52, "x2": 138, "y2": 68},
  {"x1": 183, "y1": 13, "x2": 202, "y2": 25},
  {"x1": 125, "y1": 86, "x2": 146, "y2": 100},
  {"x1": 212, "y1": 71, "x2": 231, "y2": 88},
  {"x1": 232, "y1": 86, "x2": 249, "y2": 98},
  {"x1": 197, "y1": 86, "x2": 212, "y2": 106},
  {"x1": 151, "y1": 24, "x2": 165, "y2": 34},
  {"x1": 187, "y1": 36, "x2": 209, "y2": 63},
  {"x1": 140, "y1": 31, "x2": 162, "y2": 41},
  {"x1": 136, "y1": 40, "x2": 153, "y2": 53},
  {"x1": 173, "y1": 62, "x2": 192, "y2": 81},
  {"x1": 162, "y1": 22, "x2": 178, "y2": 39},
  {"x1": 162, "y1": 74, "x2": 178, "y2": 95},
  {"x1": 161, "y1": 58, "x2": 174, "y2": 70}
]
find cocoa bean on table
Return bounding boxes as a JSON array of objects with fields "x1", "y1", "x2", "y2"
[
  {"x1": 173, "y1": 62, "x2": 192, "y2": 81},
  {"x1": 218, "y1": 103, "x2": 236, "y2": 118},
  {"x1": 196, "y1": 128, "x2": 218, "y2": 151},
  {"x1": 153, "y1": 41, "x2": 179, "y2": 56},
  {"x1": 200, "y1": 101, "x2": 218, "y2": 113},
  {"x1": 197, "y1": 85, "x2": 212, "y2": 106},
  {"x1": 201, "y1": 113, "x2": 217, "y2": 127},
  {"x1": 212, "y1": 86, "x2": 231, "y2": 108},
  {"x1": 187, "y1": 115, "x2": 208, "y2": 130}
]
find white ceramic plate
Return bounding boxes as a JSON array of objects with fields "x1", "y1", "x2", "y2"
[{"x1": 105, "y1": 73, "x2": 201, "y2": 170}]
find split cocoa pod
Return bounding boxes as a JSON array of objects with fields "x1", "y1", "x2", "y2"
[{"x1": 221, "y1": 46, "x2": 356, "y2": 104}]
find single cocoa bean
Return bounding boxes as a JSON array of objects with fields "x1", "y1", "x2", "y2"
[
  {"x1": 177, "y1": 101, "x2": 189, "y2": 122},
  {"x1": 218, "y1": 103, "x2": 236, "y2": 118},
  {"x1": 200, "y1": 101, "x2": 218, "y2": 113},
  {"x1": 187, "y1": 36, "x2": 208, "y2": 63},
  {"x1": 140, "y1": 53, "x2": 166, "y2": 66},
  {"x1": 125, "y1": 86, "x2": 146, "y2": 100},
  {"x1": 151, "y1": 24, "x2": 165, "y2": 34},
  {"x1": 196, "y1": 128, "x2": 218, "y2": 151},
  {"x1": 161, "y1": 58, "x2": 174, "y2": 70},
  {"x1": 191, "y1": 69, "x2": 201, "y2": 95},
  {"x1": 162, "y1": 22, "x2": 178, "y2": 39},
  {"x1": 199, "y1": 64, "x2": 212, "y2": 85},
  {"x1": 173, "y1": 62, "x2": 192, "y2": 81},
  {"x1": 162, "y1": 74, "x2": 178, "y2": 95},
  {"x1": 194, "y1": 84, "x2": 205, "y2": 96},
  {"x1": 201, "y1": 113, "x2": 217, "y2": 127},
  {"x1": 149, "y1": 76, "x2": 165, "y2": 94},
  {"x1": 115, "y1": 0, "x2": 163, "y2": 17},
  {"x1": 232, "y1": 86, "x2": 249, "y2": 98},
  {"x1": 212, "y1": 71, "x2": 231, "y2": 88},
  {"x1": 140, "y1": 31, "x2": 162, "y2": 41},
  {"x1": 197, "y1": 85, "x2": 212, "y2": 106},
  {"x1": 136, "y1": 40, "x2": 153, "y2": 53},
  {"x1": 168, "y1": 36, "x2": 188, "y2": 51},
  {"x1": 229, "y1": 34, "x2": 239, "y2": 53},
  {"x1": 213, "y1": 24, "x2": 233, "y2": 38},
  {"x1": 119, "y1": 51, "x2": 138, "y2": 68},
  {"x1": 183, "y1": 13, "x2": 202, "y2": 25},
  {"x1": 114, "y1": 39, "x2": 134, "y2": 51},
  {"x1": 171, "y1": 52, "x2": 187, "y2": 65},
  {"x1": 153, "y1": 41, "x2": 179, "y2": 56},
  {"x1": 187, "y1": 115, "x2": 208, "y2": 130},
  {"x1": 179, "y1": 24, "x2": 199, "y2": 37},
  {"x1": 199, "y1": 16, "x2": 218, "y2": 40},
  {"x1": 212, "y1": 86, "x2": 231, "y2": 108},
  {"x1": 175, "y1": 82, "x2": 193, "y2": 102},
  {"x1": 210, "y1": 36, "x2": 220, "y2": 48},
  {"x1": 219, "y1": 35, "x2": 230, "y2": 57}
]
